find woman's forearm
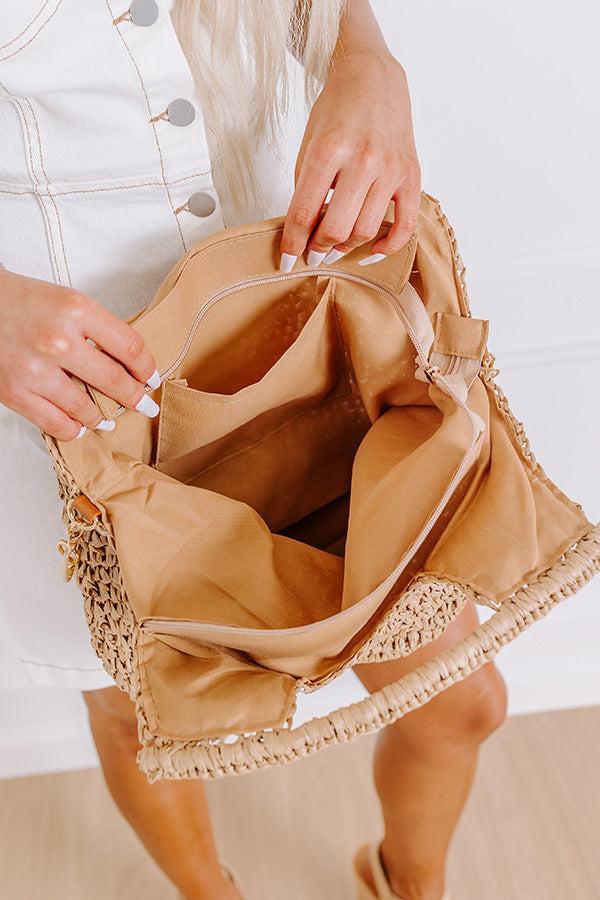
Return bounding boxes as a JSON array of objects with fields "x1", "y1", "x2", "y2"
[
  {"x1": 333, "y1": 0, "x2": 390, "y2": 63},
  {"x1": 280, "y1": 0, "x2": 420, "y2": 270},
  {"x1": 290, "y1": 0, "x2": 390, "y2": 72}
]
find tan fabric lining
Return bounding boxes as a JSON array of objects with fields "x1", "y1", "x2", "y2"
[
  {"x1": 46, "y1": 192, "x2": 597, "y2": 752},
  {"x1": 433, "y1": 311, "x2": 489, "y2": 360}
]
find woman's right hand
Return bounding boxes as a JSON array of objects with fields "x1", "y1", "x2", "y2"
[{"x1": 0, "y1": 267, "x2": 161, "y2": 441}]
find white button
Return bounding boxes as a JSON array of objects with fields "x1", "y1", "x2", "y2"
[
  {"x1": 187, "y1": 192, "x2": 217, "y2": 217},
  {"x1": 129, "y1": 0, "x2": 159, "y2": 26},
  {"x1": 167, "y1": 99, "x2": 196, "y2": 127}
]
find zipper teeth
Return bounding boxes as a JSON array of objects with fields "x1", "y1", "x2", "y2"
[{"x1": 160, "y1": 267, "x2": 429, "y2": 382}]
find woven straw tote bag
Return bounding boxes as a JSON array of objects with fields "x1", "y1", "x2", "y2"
[{"x1": 44, "y1": 191, "x2": 600, "y2": 782}]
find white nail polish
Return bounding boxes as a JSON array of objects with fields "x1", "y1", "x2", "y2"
[
  {"x1": 75, "y1": 425, "x2": 87, "y2": 440},
  {"x1": 135, "y1": 394, "x2": 160, "y2": 418},
  {"x1": 307, "y1": 249, "x2": 327, "y2": 267},
  {"x1": 359, "y1": 252, "x2": 388, "y2": 267},
  {"x1": 95, "y1": 419, "x2": 116, "y2": 432},
  {"x1": 279, "y1": 253, "x2": 298, "y2": 274},
  {"x1": 323, "y1": 248, "x2": 347, "y2": 265},
  {"x1": 146, "y1": 368, "x2": 161, "y2": 390}
]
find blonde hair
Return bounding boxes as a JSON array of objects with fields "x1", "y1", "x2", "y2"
[{"x1": 171, "y1": 0, "x2": 347, "y2": 225}]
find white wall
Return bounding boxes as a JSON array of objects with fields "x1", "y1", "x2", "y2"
[
  {"x1": 1, "y1": 0, "x2": 599, "y2": 779},
  {"x1": 369, "y1": 0, "x2": 600, "y2": 715}
]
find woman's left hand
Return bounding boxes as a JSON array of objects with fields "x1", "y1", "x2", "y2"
[{"x1": 280, "y1": 49, "x2": 421, "y2": 272}]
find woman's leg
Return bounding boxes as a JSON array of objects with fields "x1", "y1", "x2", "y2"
[
  {"x1": 82, "y1": 686, "x2": 242, "y2": 900},
  {"x1": 352, "y1": 601, "x2": 507, "y2": 900}
]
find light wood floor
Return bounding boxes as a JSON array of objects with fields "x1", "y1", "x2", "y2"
[{"x1": 1, "y1": 706, "x2": 599, "y2": 900}]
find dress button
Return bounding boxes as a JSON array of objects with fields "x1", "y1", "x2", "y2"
[
  {"x1": 129, "y1": 0, "x2": 159, "y2": 26},
  {"x1": 166, "y1": 98, "x2": 196, "y2": 127},
  {"x1": 187, "y1": 192, "x2": 217, "y2": 217}
]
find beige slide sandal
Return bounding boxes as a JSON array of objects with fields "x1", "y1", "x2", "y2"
[
  {"x1": 219, "y1": 858, "x2": 245, "y2": 897},
  {"x1": 353, "y1": 842, "x2": 451, "y2": 900},
  {"x1": 179, "y1": 859, "x2": 245, "y2": 899}
]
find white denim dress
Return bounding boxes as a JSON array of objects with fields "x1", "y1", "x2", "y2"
[{"x1": 0, "y1": 0, "x2": 294, "y2": 688}]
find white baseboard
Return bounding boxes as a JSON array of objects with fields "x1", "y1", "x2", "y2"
[
  {"x1": 0, "y1": 688, "x2": 98, "y2": 780},
  {"x1": 0, "y1": 727, "x2": 98, "y2": 781}
]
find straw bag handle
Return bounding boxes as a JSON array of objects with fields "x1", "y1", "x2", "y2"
[{"x1": 138, "y1": 528, "x2": 600, "y2": 781}]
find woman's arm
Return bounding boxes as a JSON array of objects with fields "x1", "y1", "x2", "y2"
[
  {"x1": 280, "y1": 0, "x2": 420, "y2": 270},
  {"x1": 332, "y1": 0, "x2": 392, "y2": 62}
]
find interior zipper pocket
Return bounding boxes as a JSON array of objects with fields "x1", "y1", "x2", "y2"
[{"x1": 97, "y1": 267, "x2": 437, "y2": 422}]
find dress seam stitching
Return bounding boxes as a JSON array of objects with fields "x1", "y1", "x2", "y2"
[
  {"x1": 0, "y1": 81, "x2": 61, "y2": 280},
  {"x1": 21, "y1": 657, "x2": 109, "y2": 673},
  {"x1": 0, "y1": 1, "x2": 52, "y2": 51},
  {"x1": 23, "y1": 94, "x2": 72, "y2": 285},
  {"x1": 0, "y1": 170, "x2": 211, "y2": 196},
  {"x1": 105, "y1": 0, "x2": 187, "y2": 254},
  {"x1": 10, "y1": 94, "x2": 63, "y2": 282},
  {"x1": 0, "y1": 0, "x2": 64, "y2": 64}
]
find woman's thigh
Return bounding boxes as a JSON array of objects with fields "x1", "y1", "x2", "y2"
[{"x1": 83, "y1": 685, "x2": 137, "y2": 726}]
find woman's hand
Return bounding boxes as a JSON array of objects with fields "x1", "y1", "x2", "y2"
[
  {"x1": 280, "y1": 48, "x2": 421, "y2": 272},
  {"x1": 0, "y1": 268, "x2": 161, "y2": 441}
]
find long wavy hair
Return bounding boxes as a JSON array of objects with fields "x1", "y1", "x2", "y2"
[{"x1": 171, "y1": 0, "x2": 347, "y2": 225}]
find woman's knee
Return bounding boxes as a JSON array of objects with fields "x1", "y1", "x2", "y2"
[
  {"x1": 388, "y1": 662, "x2": 508, "y2": 750},
  {"x1": 452, "y1": 662, "x2": 508, "y2": 742}
]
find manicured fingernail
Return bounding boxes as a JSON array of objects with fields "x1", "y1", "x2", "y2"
[
  {"x1": 135, "y1": 394, "x2": 160, "y2": 418},
  {"x1": 279, "y1": 253, "x2": 298, "y2": 274},
  {"x1": 146, "y1": 368, "x2": 161, "y2": 390},
  {"x1": 75, "y1": 425, "x2": 87, "y2": 440},
  {"x1": 307, "y1": 249, "x2": 327, "y2": 267},
  {"x1": 323, "y1": 248, "x2": 347, "y2": 265},
  {"x1": 95, "y1": 419, "x2": 116, "y2": 432},
  {"x1": 359, "y1": 252, "x2": 387, "y2": 266}
]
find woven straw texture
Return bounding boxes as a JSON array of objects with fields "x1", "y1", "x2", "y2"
[{"x1": 44, "y1": 197, "x2": 600, "y2": 781}]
